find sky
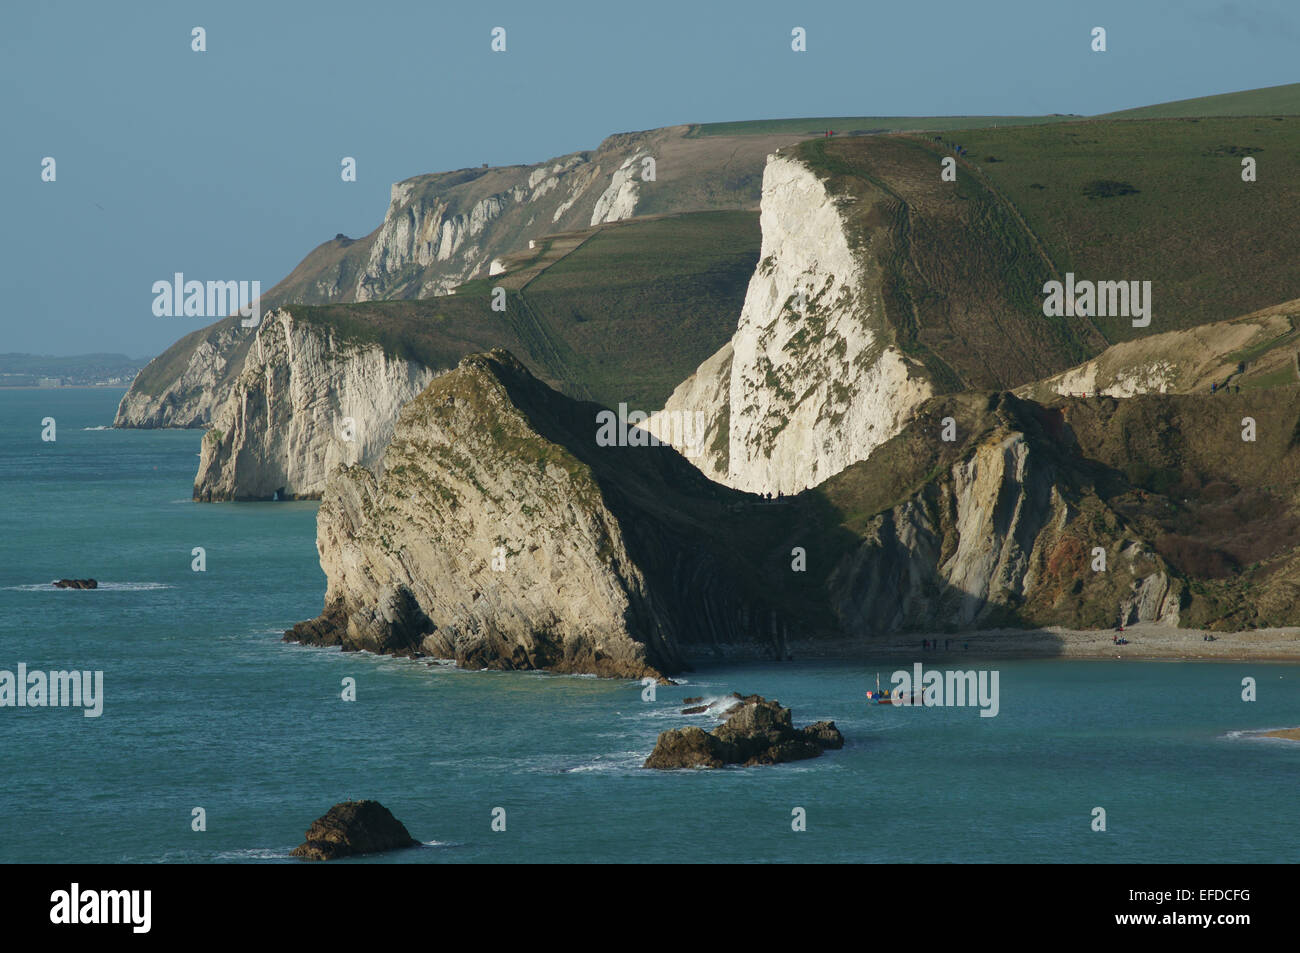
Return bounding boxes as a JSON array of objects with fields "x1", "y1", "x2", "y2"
[{"x1": 2, "y1": 0, "x2": 1296, "y2": 357}]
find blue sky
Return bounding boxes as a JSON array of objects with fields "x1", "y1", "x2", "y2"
[{"x1": 2, "y1": 0, "x2": 1295, "y2": 356}]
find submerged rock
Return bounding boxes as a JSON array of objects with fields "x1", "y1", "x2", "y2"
[
  {"x1": 645, "y1": 693, "x2": 843, "y2": 769},
  {"x1": 52, "y1": 578, "x2": 97, "y2": 589},
  {"x1": 289, "y1": 800, "x2": 419, "y2": 861}
]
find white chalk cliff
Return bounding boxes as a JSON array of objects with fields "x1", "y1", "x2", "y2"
[
  {"x1": 113, "y1": 318, "x2": 252, "y2": 429},
  {"x1": 647, "y1": 153, "x2": 933, "y2": 495},
  {"x1": 193, "y1": 309, "x2": 435, "y2": 500}
]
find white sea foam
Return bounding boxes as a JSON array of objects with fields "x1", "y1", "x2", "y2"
[
  {"x1": 82, "y1": 425, "x2": 111, "y2": 431},
  {"x1": 214, "y1": 847, "x2": 294, "y2": 861},
  {"x1": 1224, "y1": 727, "x2": 1300, "y2": 743},
  {"x1": 563, "y1": 751, "x2": 645, "y2": 774}
]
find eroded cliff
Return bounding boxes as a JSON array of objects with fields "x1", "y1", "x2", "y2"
[
  {"x1": 285, "y1": 350, "x2": 796, "y2": 676},
  {"x1": 648, "y1": 155, "x2": 932, "y2": 493},
  {"x1": 193, "y1": 309, "x2": 436, "y2": 501}
]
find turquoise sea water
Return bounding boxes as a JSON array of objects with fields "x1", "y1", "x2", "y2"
[{"x1": 1, "y1": 387, "x2": 1297, "y2": 864}]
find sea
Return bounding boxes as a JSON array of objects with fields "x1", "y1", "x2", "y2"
[{"x1": 1, "y1": 386, "x2": 1297, "y2": 863}]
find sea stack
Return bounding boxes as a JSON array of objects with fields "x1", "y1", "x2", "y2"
[
  {"x1": 645, "y1": 693, "x2": 844, "y2": 769},
  {"x1": 290, "y1": 800, "x2": 419, "y2": 861},
  {"x1": 52, "y1": 578, "x2": 97, "y2": 589}
]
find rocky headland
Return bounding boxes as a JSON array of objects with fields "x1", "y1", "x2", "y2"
[{"x1": 284, "y1": 350, "x2": 794, "y2": 677}]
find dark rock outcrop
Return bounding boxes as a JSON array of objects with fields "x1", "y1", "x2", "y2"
[
  {"x1": 645, "y1": 693, "x2": 843, "y2": 769},
  {"x1": 284, "y1": 587, "x2": 433, "y2": 658},
  {"x1": 52, "y1": 578, "x2": 97, "y2": 589},
  {"x1": 290, "y1": 800, "x2": 419, "y2": 861}
]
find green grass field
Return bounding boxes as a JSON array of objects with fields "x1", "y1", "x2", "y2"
[
  {"x1": 513, "y1": 210, "x2": 758, "y2": 408},
  {"x1": 950, "y1": 116, "x2": 1300, "y2": 342},
  {"x1": 1096, "y1": 82, "x2": 1300, "y2": 120}
]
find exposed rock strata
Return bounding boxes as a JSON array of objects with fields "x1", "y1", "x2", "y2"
[
  {"x1": 113, "y1": 317, "x2": 253, "y2": 429},
  {"x1": 823, "y1": 393, "x2": 1184, "y2": 633},
  {"x1": 193, "y1": 309, "x2": 435, "y2": 501},
  {"x1": 288, "y1": 352, "x2": 1300, "y2": 672}
]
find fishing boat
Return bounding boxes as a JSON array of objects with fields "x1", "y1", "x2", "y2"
[{"x1": 866, "y1": 672, "x2": 921, "y2": 706}]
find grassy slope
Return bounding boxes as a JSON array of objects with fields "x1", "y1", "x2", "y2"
[
  {"x1": 794, "y1": 136, "x2": 1104, "y2": 391},
  {"x1": 261, "y1": 233, "x2": 375, "y2": 309},
  {"x1": 1096, "y1": 82, "x2": 1300, "y2": 119},
  {"x1": 129, "y1": 315, "x2": 252, "y2": 399},
  {"x1": 1018, "y1": 301, "x2": 1300, "y2": 400},
  {"x1": 943, "y1": 116, "x2": 1300, "y2": 342},
  {"x1": 457, "y1": 210, "x2": 759, "y2": 409}
]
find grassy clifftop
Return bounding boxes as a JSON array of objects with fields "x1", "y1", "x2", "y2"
[
  {"x1": 794, "y1": 135, "x2": 1105, "y2": 392},
  {"x1": 951, "y1": 116, "x2": 1300, "y2": 341},
  {"x1": 778, "y1": 111, "x2": 1300, "y2": 397}
]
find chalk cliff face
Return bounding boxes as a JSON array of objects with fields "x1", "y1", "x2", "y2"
[
  {"x1": 286, "y1": 351, "x2": 792, "y2": 677},
  {"x1": 334, "y1": 128, "x2": 751, "y2": 304},
  {"x1": 649, "y1": 153, "x2": 933, "y2": 495},
  {"x1": 113, "y1": 317, "x2": 253, "y2": 429},
  {"x1": 1019, "y1": 307, "x2": 1298, "y2": 401},
  {"x1": 193, "y1": 309, "x2": 435, "y2": 501},
  {"x1": 589, "y1": 152, "x2": 648, "y2": 225}
]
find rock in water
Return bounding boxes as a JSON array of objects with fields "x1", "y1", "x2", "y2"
[
  {"x1": 52, "y1": 579, "x2": 97, "y2": 589},
  {"x1": 289, "y1": 800, "x2": 419, "y2": 861},
  {"x1": 644, "y1": 693, "x2": 843, "y2": 769}
]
